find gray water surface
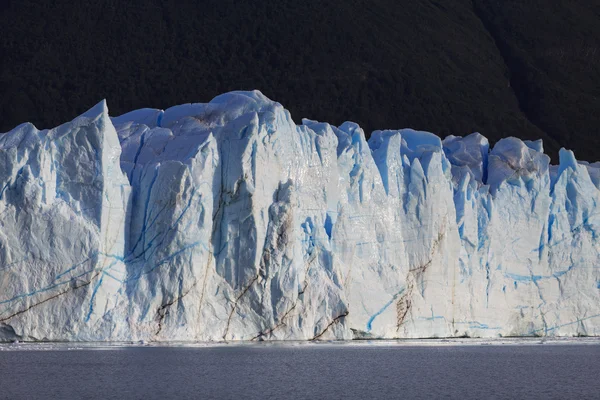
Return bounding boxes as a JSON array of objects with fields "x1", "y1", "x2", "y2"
[{"x1": 1, "y1": 343, "x2": 599, "y2": 399}]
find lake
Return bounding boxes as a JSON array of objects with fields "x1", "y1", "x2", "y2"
[{"x1": 1, "y1": 340, "x2": 599, "y2": 399}]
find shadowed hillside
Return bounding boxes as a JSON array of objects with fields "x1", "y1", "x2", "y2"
[{"x1": 2, "y1": 0, "x2": 599, "y2": 161}]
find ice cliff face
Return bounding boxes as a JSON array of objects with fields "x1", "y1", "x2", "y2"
[{"x1": 1, "y1": 91, "x2": 599, "y2": 341}]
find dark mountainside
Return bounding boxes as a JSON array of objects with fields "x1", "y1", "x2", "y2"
[{"x1": 1, "y1": 0, "x2": 599, "y2": 162}]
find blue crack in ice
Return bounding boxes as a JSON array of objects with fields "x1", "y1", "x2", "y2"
[
  {"x1": 529, "y1": 314, "x2": 600, "y2": 335},
  {"x1": 0, "y1": 269, "x2": 95, "y2": 305},
  {"x1": 54, "y1": 256, "x2": 95, "y2": 280},
  {"x1": 366, "y1": 288, "x2": 405, "y2": 332},
  {"x1": 504, "y1": 265, "x2": 575, "y2": 283},
  {"x1": 85, "y1": 274, "x2": 105, "y2": 322}
]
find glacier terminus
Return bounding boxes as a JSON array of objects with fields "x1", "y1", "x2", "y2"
[{"x1": 1, "y1": 91, "x2": 600, "y2": 342}]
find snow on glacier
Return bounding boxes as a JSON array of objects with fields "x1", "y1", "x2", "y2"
[{"x1": 1, "y1": 90, "x2": 599, "y2": 341}]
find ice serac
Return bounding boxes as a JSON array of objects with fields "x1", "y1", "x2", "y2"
[
  {"x1": 0, "y1": 101, "x2": 130, "y2": 341},
  {"x1": 1, "y1": 91, "x2": 599, "y2": 341}
]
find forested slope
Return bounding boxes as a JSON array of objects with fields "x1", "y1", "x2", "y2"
[{"x1": 2, "y1": 0, "x2": 599, "y2": 161}]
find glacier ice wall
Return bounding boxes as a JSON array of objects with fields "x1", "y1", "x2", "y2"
[{"x1": 1, "y1": 91, "x2": 600, "y2": 341}]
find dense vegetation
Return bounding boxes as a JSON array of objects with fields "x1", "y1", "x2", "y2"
[{"x1": 2, "y1": 0, "x2": 599, "y2": 162}]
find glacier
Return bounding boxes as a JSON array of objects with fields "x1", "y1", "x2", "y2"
[{"x1": 1, "y1": 90, "x2": 600, "y2": 342}]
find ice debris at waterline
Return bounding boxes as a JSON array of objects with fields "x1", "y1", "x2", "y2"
[{"x1": 1, "y1": 91, "x2": 600, "y2": 342}]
